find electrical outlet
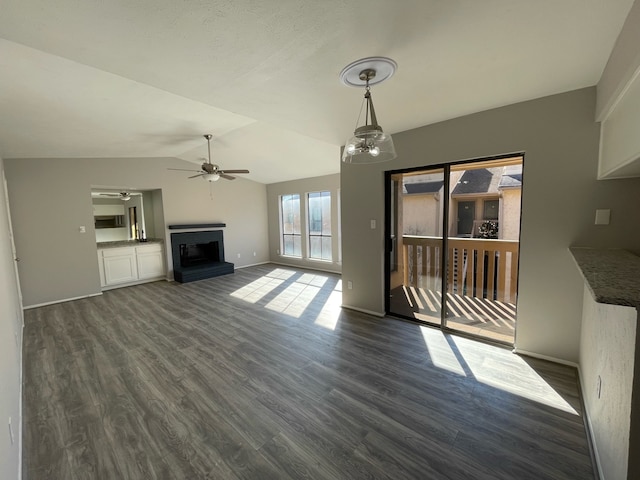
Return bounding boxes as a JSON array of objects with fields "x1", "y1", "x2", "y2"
[
  {"x1": 237, "y1": 253, "x2": 241, "y2": 259},
  {"x1": 8, "y1": 417, "x2": 14, "y2": 445},
  {"x1": 347, "y1": 281, "x2": 353, "y2": 290},
  {"x1": 79, "y1": 226, "x2": 86, "y2": 233},
  {"x1": 253, "y1": 251, "x2": 256, "y2": 257},
  {"x1": 276, "y1": 249, "x2": 280, "y2": 255},
  {"x1": 597, "y1": 375, "x2": 602, "y2": 399}
]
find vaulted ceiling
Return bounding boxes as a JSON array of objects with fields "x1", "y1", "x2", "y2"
[{"x1": 0, "y1": 0, "x2": 634, "y2": 183}]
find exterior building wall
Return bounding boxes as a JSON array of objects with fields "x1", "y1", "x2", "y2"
[
  {"x1": 501, "y1": 188, "x2": 522, "y2": 240},
  {"x1": 402, "y1": 194, "x2": 441, "y2": 236}
]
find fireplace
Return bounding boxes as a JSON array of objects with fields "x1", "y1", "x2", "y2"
[
  {"x1": 170, "y1": 230, "x2": 234, "y2": 283},
  {"x1": 179, "y1": 241, "x2": 219, "y2": 268}
]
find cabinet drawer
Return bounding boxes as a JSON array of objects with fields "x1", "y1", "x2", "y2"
[
  {"x1": 135, "y1": 244, "x2": 162, "y2": 254},
  {"x1": 102, "y1": 247, "x2": 135, "y2": 258}
]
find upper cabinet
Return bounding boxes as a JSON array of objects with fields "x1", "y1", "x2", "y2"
[
  {"x1": 93, "y1": 204, "x2": 125, "y2": 216},
  {"x1": 596, "y1": 0, "x2": 640, "y2": 180},
  {"x1": 599, "y1": 74, "x2": 640, "y2": 179}
]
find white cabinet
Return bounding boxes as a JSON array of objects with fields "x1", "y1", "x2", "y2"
[
  {"x1": 93, "y1": 204, "x2": 125, "y2": 216},
  {"x1": 102, "y1": 247, "x2": 138, "y2": 286},
  {"x1": 97, "y1": 243, "x2": 165, "y2": 288},
  {"x1": 136, "y1": 244, "x2": 164, "y2": 280}
]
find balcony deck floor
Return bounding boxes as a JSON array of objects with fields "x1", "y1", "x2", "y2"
[{"x1": 390, "y1": 285, "x2": 516, "y2": 344}]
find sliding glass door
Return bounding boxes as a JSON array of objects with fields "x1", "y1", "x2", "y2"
[
  {"x1": 387, "y1": 167, "x2": 445, "y2": 327},
  {"x1": 385, "y1": 156, "x2": 523, "y2": 345}
]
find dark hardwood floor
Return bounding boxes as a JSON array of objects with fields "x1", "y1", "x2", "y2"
[{"x1": 23, "y1": 264, "x2": 594, "y2": 479}]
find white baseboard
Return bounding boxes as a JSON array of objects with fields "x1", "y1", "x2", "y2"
[
  {"x1": 24, "y1": 292, "x2": 103, "y2": 309},
  {"x1": 512, "y1": 347, "x2": 579, "y2": 368},
  {"x1": 340, "y1": 304, "x2": 385, "y2": 318},
  {"x1": 236, "y1": 261, "x2": 270, "y2": 269},
  {"x1": 270, "y1": 260, "x2": 341, "y2": 275}
]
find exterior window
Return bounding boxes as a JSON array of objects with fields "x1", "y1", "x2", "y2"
[
  {"x1": 280, "y1": 194, "x2": 301, "y2": 257},
  {"x1": 308, "y1": 191, "x2": 331, "y2": 261},
  {"x1": 483, "y1": 199, "x2": 499, "y2": 220}
]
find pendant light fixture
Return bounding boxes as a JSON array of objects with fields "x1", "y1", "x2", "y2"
[{"x1": 340, "y1": 57, "x2": 397, "y2": 164}]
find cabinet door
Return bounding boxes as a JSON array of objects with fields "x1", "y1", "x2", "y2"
[
  {"x1": 103, "y1": 249, "x2": 138, "y2": 285},
  {"x1": 93, "y1": 204, "x2": 125, "y2": 216},
  {"x1": 97, "y1": 251, "x2": 106, "y2": 287},
  {"x1": 136, "y1": 245, "x2": 165, "y2": 279}
]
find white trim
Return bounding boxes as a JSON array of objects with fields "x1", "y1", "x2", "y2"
[
  {"x1": 341, "y1": 304, "x2": 385, "y2": 318},
  {"x1": 18, "y1": 319, "x2": 23, "y2": 480},
  {"x1": 24, "y1": 292, "x2": 103, "y2": 309},
  {"x1": 598, "y1": 61, "x2": 640, "y2": 122},
  {"x1": 511, "y1": 347, "x2": 578, "y2": 368},
  {"x1": 577, "y1": 366, "x2": 605, "y2": 480},
  {"x1": 235, "y1": 261, "x2": 270, "y2": 269},
  {"x1": 270, "y1": 260, "x2": 341, "y2": 275}
]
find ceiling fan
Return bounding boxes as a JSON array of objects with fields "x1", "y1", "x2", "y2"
[
  {"x1": 93, "y1": 191, "x2": 138, "y2": 201},
  {"x1": 169, "y1": 134, "x2": 250, "y2": 182}
]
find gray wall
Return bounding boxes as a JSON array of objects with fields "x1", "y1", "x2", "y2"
[
  {"x1": 341, "y1": 87, "x2": 640, "y2": 362},
  {"x1": 4, "y1": 156, "x2": 269, "y2": 307},
  {"x1": 0, "y1": 156, "x2": 22, "y2": 479},
  {"x1": 267, "y1": 173, "x2": 341, "y2": 273}
]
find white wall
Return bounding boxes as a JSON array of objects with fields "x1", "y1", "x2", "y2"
[
  {"x1": 579, "y1": 285, "x2": 636, "y2": 480},
  {"x1": 0, "y1": 156, "x2": 22, "y2": 480},
  {"x1": 4, "y1": 156, "x2": 270, "y2": 307},
  {"x1": 266, "y1": 173, "x2": 341, "y2": 273},
  {"x1": 341, "y1": 87, "x2": 640, "y2": 362}
]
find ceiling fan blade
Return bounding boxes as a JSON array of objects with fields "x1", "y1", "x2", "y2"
[
  {"x1": 221, "y1": 169, "x2": 250, "y2": 174},
  {"x1": 220, "y1": 174, "x2": 236, "y2": 180},
  {"x1": 188, "y1": 173, "x2": 205, "y2": 179},
  {"x1": 168, "y1": 168, "x2": 203, "y2": 173}
]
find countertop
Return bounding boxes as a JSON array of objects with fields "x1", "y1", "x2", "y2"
[
  {"x1": 570, "y1": 247, "x2": 640, "y2": 309},
  {"x1": 97, "y1": 238, "x2": 163, "y2": 248}
]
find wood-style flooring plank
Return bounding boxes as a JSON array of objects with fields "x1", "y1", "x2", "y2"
[{"x1": 22, "y1": 263, "x2": 595, "y2": 479}]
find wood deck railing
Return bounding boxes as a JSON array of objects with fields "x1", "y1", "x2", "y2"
[{"x1": 402, "y1": 235, "x2": 519, "y2": 303}]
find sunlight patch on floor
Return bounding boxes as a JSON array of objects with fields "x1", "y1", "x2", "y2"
[
  {"x1": 450, "y1": 335, "x2": 579, "y2": 415},
  {"x1": 230, "y1": 276, "x2": 284, "y2": 303},
  {"x1": 230, "y1": 268, "x2": 296, "y2": 303},
  {"x1": 266, "y1": 282, "x2": 320, "y2": 318},
  {"x1": 314, "y1": 279, "x2": 343, "y2": 330},
  {"x1": 420, "y1": 326, "x2": 467, "y2": 376}
]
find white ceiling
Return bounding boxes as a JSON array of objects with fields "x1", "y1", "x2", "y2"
[{"x1": 0, "y1": 0, "x2": 634, "y2": 184}]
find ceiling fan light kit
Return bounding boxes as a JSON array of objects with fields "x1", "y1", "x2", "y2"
[
  {"x1": 340, "y1": 57, "x2": 397, "y2": 164},
  {"x1": 168, "y1": 134, "x2": 250, "y2": 182}
]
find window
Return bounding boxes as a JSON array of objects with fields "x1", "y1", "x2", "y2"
[
  {"x1": 280, "y1": 194, "x2": 301, "y2": 257},
  {"x1": 483, "y1": 199, "x2": 499, "y2": 220},
  {"x1": 308, "y1": 191, "x2": 331, "y2": 261}
]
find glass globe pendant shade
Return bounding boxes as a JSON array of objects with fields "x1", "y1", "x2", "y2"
[
  {"x1": 342, "y1": 124, "x2": 396, "y2": 164},
  {"x1": 342, "y1": 82, "x2": 396, "y2": 164},
  {"x1": 203, "y1": 173, "x2": 220, "y2": 182}
]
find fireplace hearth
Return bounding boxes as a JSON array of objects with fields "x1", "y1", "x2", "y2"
[{"x1": 170, "y1": 230, "x2": 234, "y2": 283}]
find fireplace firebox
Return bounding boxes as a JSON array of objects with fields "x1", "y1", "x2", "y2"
[
  {"x1": 179, "y1": 241, "x2": 220, "y2": 268},
  {"x1": 170, "y1": 230, "x2": 234, "y2": 283}
]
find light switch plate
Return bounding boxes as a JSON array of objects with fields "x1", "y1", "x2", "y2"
[{"x1": 595, "y1": 209, "x2": 610, "y2": 225}]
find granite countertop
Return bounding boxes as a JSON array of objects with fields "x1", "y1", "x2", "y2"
[
  {"x1": 97, "y1": 238, "x2": 163, "y2": 248},
  {"x1": 570, "y1": 247, "x2": 640, "y2": 309}
]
